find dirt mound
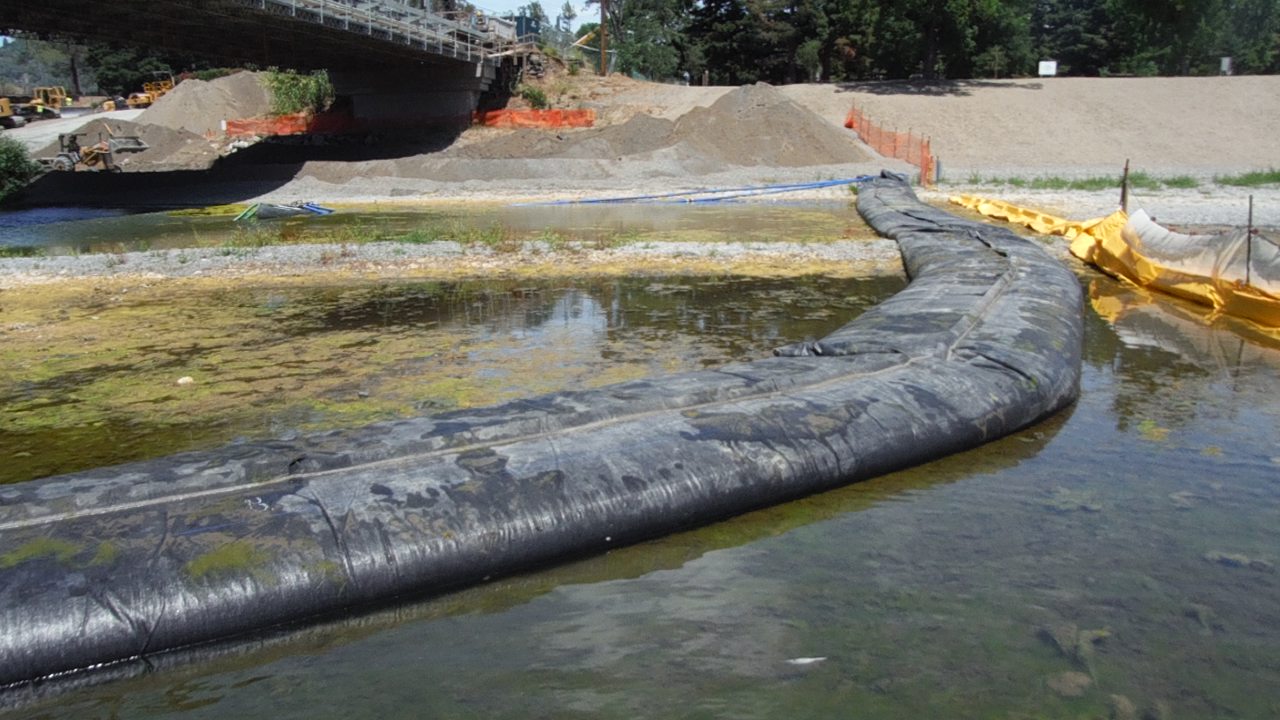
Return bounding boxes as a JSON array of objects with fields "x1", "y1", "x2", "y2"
[
  {"x1": 34, "y1": 118, "x2": 219, "y2": 172},
  {"x1": 454, "y1": 83, "x2": 867, "y2": 168},
  {"x1": 455, "y1": 113, "x2": 676, "y2": 160},
  {"x1": 139, "y1": 72, "x2": 273, "y2": 136},
  {"x1": 672, "y1": 83, "x2": 868, "y2": 166}
]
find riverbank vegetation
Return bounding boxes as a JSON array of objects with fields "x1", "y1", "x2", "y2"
[
  {"x1": 0, "y1": 134, "x2": 40, "y2": 203},
  {"x1": 578, "y1": 0, "x2": 1279, "y2": 83}
]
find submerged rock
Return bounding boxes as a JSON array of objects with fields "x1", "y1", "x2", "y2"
[
  {"x1": 1047, "y1": 670, "x2": 1092, "y2": 697},
  {"x1": 1203, "y1": 551, "x2": 1274, "y2": 571},
  {"x1": 1109, "y1": 694, "x2": 1139, "y2": 720}
]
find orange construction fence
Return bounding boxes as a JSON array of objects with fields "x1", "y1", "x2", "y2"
[
  {"x1": 472, "y1": 109, "x2": 596, "y2": 128},
  {"x1": 845, "y1": 105, "x2": 937, "y2": 186},
  {"x1": 224, "y1": 111, "x2": 364, "y2": 138}
]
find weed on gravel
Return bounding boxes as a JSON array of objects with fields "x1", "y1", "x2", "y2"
[
  {"x1": 1215, "y1": 168, "x2": 1280, "y2": 187},
  {"x1": 960, "y1": 174, "x2": 1170, "y2": 191}
]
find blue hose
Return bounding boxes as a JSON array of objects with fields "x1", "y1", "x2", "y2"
[{"x1": 513, "y1": 176, "x2": 874, "y2": 207}]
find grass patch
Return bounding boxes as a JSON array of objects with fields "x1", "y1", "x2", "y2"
[
  {"x1": 1215, "y1": 168, "x2": 1280, "y2": 187},
  {"x1": 451, "y1": 223, "x2": 523, "y2": 252},
  {"x1": 957, "y1": 172, "x2": 1203, "y2": 191},
  {"x1": 0, "y1": 245, "x2": 40, "y2": 258}
]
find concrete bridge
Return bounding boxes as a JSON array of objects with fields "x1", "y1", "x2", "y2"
[{"x1": 1, "y1": 0, "x2": 536, "y2": 125}]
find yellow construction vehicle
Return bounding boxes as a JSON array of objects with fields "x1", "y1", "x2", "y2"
[
  {"x1": 124, "y1": 74, "x2": 177, "y2": 109},
  {"x1": 41, "y1": 131, "x2": 149, "y2": 172},
  {"x1": 0, "y1": 98, "x2": 26, "y2": 129},
  {"x1": 32, "y1": 86, "x2": 71, "y2": 108}
]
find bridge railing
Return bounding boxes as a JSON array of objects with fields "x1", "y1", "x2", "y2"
[{"x1": 239, "y1": 0, "x2": 506, "y2": 64}]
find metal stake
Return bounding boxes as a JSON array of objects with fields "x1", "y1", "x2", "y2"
[
  {"x1": 1120, "y1": 159, "x2": 1130, "y2": 213},
  {"x1": 1246, "y1": 195, "x2": 1254, "y2": 287}
]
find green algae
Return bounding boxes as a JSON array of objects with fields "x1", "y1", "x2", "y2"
[
  {"x1": 0, "y1": 537, "x2": 82, "y2": 568},
  {"x1": 186, "y1": 542, "x2": 272, "y2": 583},
  {"x1": 1, "y1": 274, "x2": 899, "y2": 484},
  {"x1": 89, "y1": 541, "x2": 122, "y2": 567}
]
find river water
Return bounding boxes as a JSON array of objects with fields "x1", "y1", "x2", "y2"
[{"x1": 2, "y1": 207, "x2": 1278, "y2": 719}]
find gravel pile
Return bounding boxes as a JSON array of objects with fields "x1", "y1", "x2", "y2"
[
  {"x1": 451, "y1": 83, "x2": 868, "y2": 168},
  {"x1": 670, "y1": 83, "x2": 869, "y2": 167},
  {"x1": 139, "y1": 72, "x2": 273, "y2": 137}
]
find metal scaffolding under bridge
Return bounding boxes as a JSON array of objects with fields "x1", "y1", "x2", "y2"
[{"x1": 0, "y1": 0, "x2": 534, "y2": 72}]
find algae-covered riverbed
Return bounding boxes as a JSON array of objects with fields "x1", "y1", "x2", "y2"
[
  {"x1": 2, "y1": 205, "x2": 1279, "y2": 719},
  {"x1": 0, "y1": 272, "x2": 901, "y2": 484}
]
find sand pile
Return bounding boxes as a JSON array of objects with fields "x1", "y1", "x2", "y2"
[
  {"x1": 139, "y1": 71, "x2": 273, "y2": 136},
  {"x1": 34, "y1": 118, "x2": 219, "y2": 172},
  {"x1": 453, "y1": 83, "x2": 867, "y2": 168},
  {"x1": 671, "y1": 83, "x2": 868, "y2": 166}
]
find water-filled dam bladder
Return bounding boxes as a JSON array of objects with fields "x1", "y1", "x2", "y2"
[{"x1": 0, "y1": 173, "x2": 1083, "y2": 689}]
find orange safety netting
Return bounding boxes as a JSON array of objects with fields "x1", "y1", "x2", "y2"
[
  {"x1": 951, "y1": 194, "x2": 1280, "y2": 333},
  {"x1": 223, "y1": 111, "x2": 359, "y2": 138},
  {"x1": 472, "y1": 109, "x2": 596, "y2": 128},
  {"x1": 845, "y1": 105, "x2": 936, "y2": 186}
]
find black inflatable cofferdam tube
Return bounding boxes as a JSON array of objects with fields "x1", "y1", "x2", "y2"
[{"x1": 0, "y1": 173, "x2": 1083, "y2": 688}]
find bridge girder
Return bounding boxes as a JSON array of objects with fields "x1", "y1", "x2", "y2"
[{"x1": 0, "y1": 0, "x2": 499, "y2": 74}]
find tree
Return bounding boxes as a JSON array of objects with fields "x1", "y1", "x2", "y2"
[
  {"x1": 519, "y1": 1, "x2": 552, "y2": 25},
  {"x1": 587, "y1": 0, "x2": 693, "y2": 79},
  {"x1": 0, "y1": 36, "x2": 97, "y2": 95},
  {"x1": 1110, "y1": 0, "x2": 1227, "y2": 75},
  {"x1": 558, "y1": 1, "x2": 579, "y2": 31},
  {"x1": 0, "y1": 134, "x2": 40, "y2": 204},
  {"x1": 1032, "y1": 0, "x2": 1118, "y2": 75},
  {"x1": 83, "y1": 45, "x2": 177, "y2": 96},
  {"x1": 688, "y1": 0, "x2": 761, "y2": 84},
  {"x1": 1222, "y1": 0, "x2": 1280, "y2": 73}
]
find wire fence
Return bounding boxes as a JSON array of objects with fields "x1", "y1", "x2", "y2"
[{"x1": 845, "y1": 105, "x2": 937, "y2": 186}]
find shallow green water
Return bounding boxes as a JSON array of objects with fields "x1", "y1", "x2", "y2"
[
  {"x1": 2, "y1": 194, "x2": 1280, "y2": 712},
  {"x1": 0, "y1": 273, "x2": 899, "y2": 484},
  {"x1": 0, "y1": 202, "x2": 863, "y2": 255},
  {"x1": 4, "y1": 226, "x2": 1280, "y2": 719}
]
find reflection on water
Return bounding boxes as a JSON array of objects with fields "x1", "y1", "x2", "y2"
[{"x1": 7, "y1": 276, "x2": 1280, "y2": 719}]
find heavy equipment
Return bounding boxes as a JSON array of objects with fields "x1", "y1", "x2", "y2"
[
  {"x1": 0, "y1": 98, "x2": 26, "y2": 129},
  {"x1": 41, "y1": 131, "x2": 149, "y2": 172},
  {"x1": 31, "y1": 86, "x2": 71, "y2": 109},
  {"x1": 125, "y1": 75, "x2": 177, "y2": 109}
]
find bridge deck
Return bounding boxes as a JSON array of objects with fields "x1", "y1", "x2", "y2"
[{"x1": 1, "y1": 0, "x2": 529, "y2": 71}]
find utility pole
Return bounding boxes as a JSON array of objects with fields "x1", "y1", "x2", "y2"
[{"x1": 599, "y1": 0, "x2": 608, "y2": 76}]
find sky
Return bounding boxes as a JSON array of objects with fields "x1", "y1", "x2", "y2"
[{"x1": 479, "y1": 0, "x2": 594, "y2": 30}]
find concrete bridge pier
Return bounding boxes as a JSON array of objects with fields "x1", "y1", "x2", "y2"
[{"x1": 329, "y1": 61, "x2": 499, "y2": 129}]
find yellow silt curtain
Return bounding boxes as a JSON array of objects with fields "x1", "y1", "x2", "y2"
[{"x1": 950, "y1": 195, "x2": 1280, "y2": 334}]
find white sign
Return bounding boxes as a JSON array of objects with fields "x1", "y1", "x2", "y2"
[{"x1": 1038, "y1": 61, "x2": 1058, "y2": 77}]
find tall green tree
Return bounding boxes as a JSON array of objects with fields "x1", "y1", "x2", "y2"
[
  {"x1": 688, "y1": 0, "x2": 760, "y2": 83},
  {"x1": 586, "y1": 0, "x2": 694, "y2": 79},
  {"x1": 1032, "y1": 0, "x2": 1117, "y2": 75},
  {"x1": 1222, "y1": 0, "x2": 1280, "y2": 72},
  {"x1": 1110, "y1": 0, "x2": 1226, "y2": 74}
]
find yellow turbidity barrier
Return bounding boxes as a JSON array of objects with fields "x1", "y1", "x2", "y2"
[{"x1": 950, "y1": 195, "x2": 1280, "y2": 333}]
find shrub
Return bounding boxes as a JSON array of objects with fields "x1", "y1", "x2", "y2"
[
  {"x1": 191, "y1": 68, "x2": 241, "y2": 82},
  {"x1": 264, "y1": 69, "x2": 335, "y2": 115},
  {"x1": 519, "y1": 85, "x2": 549, "y2": 110},
  {"x1": 0, "y1": 135, "x2": 41, "y2": 203}
]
